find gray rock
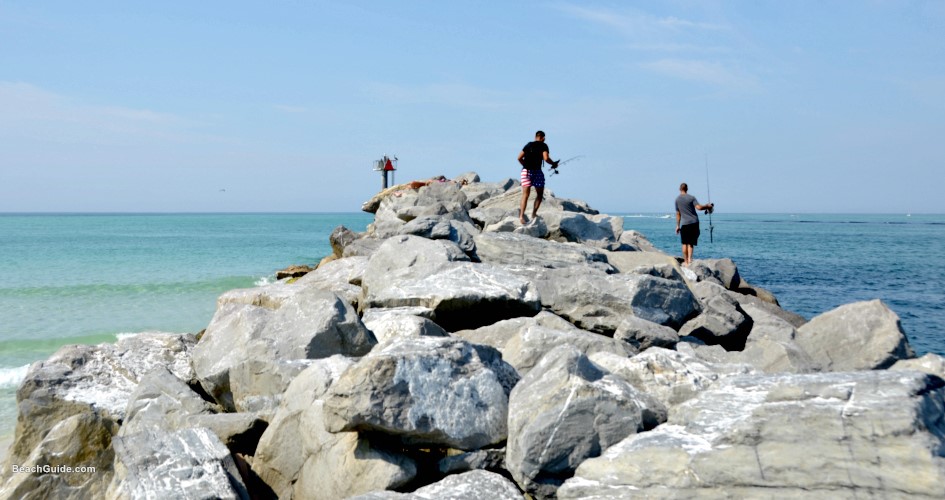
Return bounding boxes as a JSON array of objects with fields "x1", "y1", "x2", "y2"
[
  {"x1": 461, "y1": 178, "x2": 516, "y2": 207},
  {"x1": 548, "y1": 212, "x2": 624, "y2": 249},
  {"x1": 891, "y1": 353, "x2": 945, "y2": 380},
  {"x1": 559, "y1": 370, "x2": 945, "y2": 499},
  {"x1": 731, "y1": 292, "x2": 807, "y2": 328},
  {"x1": 342, "y1": 237, "x2": 385, "y2": 258},
  {"x1": 735, "y1": 338, "x2": 817, "y2": 374},
  {"x1": 0, "y1": 412, "x2": 114, "y2": 500},
  {"x1": 520, "y1": 266, "x2": 700, "y2": 333},
  {"x1": 398, "y1": 216, "x2": 479, "y2": 255},
  {"x1": 588, "y1": 348, "x2": 755, "y2": 409},
  {"x1": 741, "y1": 302, "x2": 798, "y2": 343},
  {"x1": 617, "y1": 229, "x2": 662, "y2": 253},
  {"x1": 454, "y1": 171, "x2": 482, "y2": 185},
  {"x1": 689, "y1": 258, "x2": 742, "y2": 290},
  {"x1": 361, "y1": 309, "x2": 450, "y2": 344},
  {"x1": 349, "y1": 470, "x2": 525, "y2": 500},
  {"x1": 795, "y1": 299, "x2": 915, "y2": 371},
  {"x1": 363, "y1": 261, "x2": 542, "y2": 331},
  {"x1": 252, "y1": 356, "x2": 358, "y2": 499},
  {"x1": 602, "y1": 250, "x2": 684, "y2": 280},
  {"x1": 506, "y1": 345, "x2": 665, "y2": 498},
  {"x1": 454, "y1": 311, "x2": 636, "y2": 376},
  {"x1": 613, "y1": 315, "x2": 680, "y2": 350},
  {"x1": 483, "y1": 215, "x2": 551, "y2": 239},
  {"x1": 468, "y1": 206, "x2": 516, "y2": 228},
  {"x1": 360, "y1": 234, "x2": 470, "y2": 299},
  {"x1": 678, "y1": 284, "x2": 752, "y2": 350},
  {"x1": 323, "y1": 337, "x2": 520, "y2": 450},
  {"x1": 438, "y1": 448, "x2": 507, "y2": 475},
  {"x1": 107, "y1": 427, "x2": 249, "y2": 500},
  {"x1": 8, "y1": 333, "x2": 195, "y2": 466},
  {"x1": 476, "y1": 186, "x2": 598, "y2": 216},
  {"x1": 120, "y1": 368, "x2": 220, "y2": 436},
  {"x1": 472, "y1": 231, "x2": 612, "y2": 271},
  {"x1": 294, "y1": 255, "x2": 368, "y2": 305},
  {"x1": 329, "y1": 225, "x2": 362, "y2": 258},
  {"x1": 229, "y1": 358, "x2": 313, "y2": 418},
  {"x1": 292, "y1": 401, "x2": 416, "y2": 499},
  {"x1": 192, "y1": 288, "x2": 375, "y2": 410}
]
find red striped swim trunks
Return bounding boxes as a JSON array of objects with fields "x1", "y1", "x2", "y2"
[{"x1": 520, "y1": 168, "x2": 545, "y2": 188}]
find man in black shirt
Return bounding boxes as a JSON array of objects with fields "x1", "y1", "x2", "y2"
[{"x1": 517, "y1": 130, "x2": 559, "y2": 224}]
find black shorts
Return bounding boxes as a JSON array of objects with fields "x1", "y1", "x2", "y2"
[{"x1": 681, "y1": 222, "x2": 700, "y2": 246}]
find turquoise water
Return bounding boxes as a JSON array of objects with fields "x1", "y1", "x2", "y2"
[{"x1": 1, "y1": 212, "x2": 943, "y2": 440}]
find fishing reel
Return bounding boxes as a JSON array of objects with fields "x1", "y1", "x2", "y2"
[
  {"x1": 549, "y1": 166, "x2": 560, "y2": 176},
  {"x1": 703, "y1": 204, "x2": 715, "y2": 215}
]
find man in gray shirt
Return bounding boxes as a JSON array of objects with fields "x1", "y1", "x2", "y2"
[{"x1": 675, "y1": 182, "x2": 714, "y2": 266}]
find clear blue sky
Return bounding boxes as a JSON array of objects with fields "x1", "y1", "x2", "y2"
[{"x1": 1, "y1": 1, "x2": 943, "y2": 213}]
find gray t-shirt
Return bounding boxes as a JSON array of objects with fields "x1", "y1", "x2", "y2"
[{"x1": 675, "y1": 194, "x2": 700, "y2": 226}]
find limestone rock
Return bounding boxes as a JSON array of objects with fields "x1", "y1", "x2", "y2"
[
  {"x1": 361, "y1": 309, "x2": 450, "y2": 344},
  {"x1": 506, "y1": 345, "x2": 665, "y2": 498},
  {"x1": 454, "y1": 311, "x2": 636, "y2": 376},
  {"x1": 229, "y1": 358, "x2": 313, "y2": 418},
  {"x1": 438, "y1": 448, "x2": 507, "y2": 475},
  {"x1": 323, "y1": 337, "x2": 520, "y2": 450},
  {"x1": 472, "y1": 231, "x2": 612, "y2": 271},
  {"x1": 731, "y1": 292, "x2": 807, "y2": 328},
  {"x1": 360, "y1": 234, "x2": 470, "y2": 299},
  {"x1": 476, "y1": 186, "x2": 598, "y2": 216},
  {"x1": 689, "y1": 258, "x2": 742, "y2": 290},
  {"x1": 795, "y1": 299, "x2": 915, "y2": 371},
  {"x1": 891, "y1": 353, "x2": 945, "y2": 380},
  {"x1": 275, "y1": 264, "x2": 313, "y2": 280},
  {"x1": 618, "y1": 229, "x2": 661, "y2": 253},
  {"x1": 588, "y1": 348, "x2": 754, "y2": 410},
  {"x1": 520, "y1": 266, "x2": 700, "y2": 333},
  {"x1": 678, "y1": 284, "x2": 752, "y2": 350},
  {"x1": 8, "y1": 333, "x2": 195, "y2": 465},
  {"x1": 192, "y1": 288, "x2": 375, "y2": 410},
  {"x1": 0, "y1": 412, "x2": 115, "y2": 500},
  {"x1": 559, "y1": 371, "x2": 945, "y2": 499},
  {"x1": 252, "y1": 356, "x2": 357, "y2": 499},
  {"x1": 107, "y1": 427, "x2": 249, "y2": 500},
  {"x1": 363, "y1": 261, "x2": 542, "y2": 331},
  {"x1": 613, "y1": 315, "x2": 680, "y2": 350},
  {"x1": 349, "y1": 470, "x2": 525, "y2": 500},
  {"x1": 295, "y1": 255, "x2": 368, "y2": 306},
  {"x1": 602, "y1": 250, "x2": 683, "y2": 279},
  {"x1": 329, "y1": 225, "x2": 362, "y2": 257},
  {"x1": 741, "y1": 302, "x2": 798, "y2": 343}
]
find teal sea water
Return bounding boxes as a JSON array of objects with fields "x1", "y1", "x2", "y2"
[{"x1": 1, "y1": 212, "x2": 943, "y2": 439}]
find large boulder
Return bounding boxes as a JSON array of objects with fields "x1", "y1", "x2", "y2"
[
  {"x1": 678, "y1": 282, "x2": 752, "y2": 350},
  {"x1": 323, "y1": 337, "x2": 520, "y2": 450},
  {"x1": 795, "y1": 300, "x2": 915, "y2": 371},
  {"x1": 688, "y1": 258, "x2": 742, "y2": 290},
  {"x1": 544, "y1": 211, "x2": 623, "y2": 249},
  {"x1": 107, "y1": 427, "x2": 249, "y2": 500},
  {"x1": 360, "y1": 235, "x2": 470, "y2": 299},
  {"x1": 398, "y1": 216, "x2": 478, "y2": 254},
  {"x1": 454, "y1": 311, "x2": 636, "y2": 376},
  {"x1": 6, "y1": 333, "x2": 195, "y2": 467},
  {"x1": 506, "y1": 345, "x2": 665, "y2": 498},
  {"x1": 229, "y1": 358, "x2": 313, "y2": 418},
  {"x1": 191, "y1": 288, "x2": 376, "y2": 410},
  {"x1": 892, "y1": 353, "x2": 945, "y2": 380},
  {"x1": 559, "y1": 371, "x2": 945, "y2": 499},
  {"x1": 472, "y1": 231, "x2": 612, "y2": 271},
  {"x1": 362, "y1": 261, "x2": 542, "y2": 331},
  {"x1": 361, "y1": 309, "x2": 450, "y2": 344},
  {"x1": 476, "y1": 186, "x2": 598, "y2": 216},
  {"x1": 518, "y1": 266, "x2": 700, "y2": 333},
  {"x1": 294, "y1": 255, "x2": 368, "y2": 307},
  {"x1": 613, "y1": 316, "x2": 680, "y2": 350},
  {"x1": 588, "y1": 348, "x2": 755, "y2": 410},
  {"x1": 461, "y1": 178, "x2": 516, "y2": 207},
  {"x1": 617, "y1": 229, "x2": 661, "y2": 253},
  {"x1": 602, "y1": 250, "x2": 683, "y2": 279},
  {"x1": 349, "y1": 470, "x2": 525, "y2": 500}
]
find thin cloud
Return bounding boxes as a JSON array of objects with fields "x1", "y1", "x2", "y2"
[
  {"x1": 274, "y1": 104, "x2": 308, "y2": 113},
  {"x1": 363, "y1": 82, "x2": 511, "y2": 109},
  {"x1": 557, "y1": 4, "x2": 727, "y2": 37},
  {"x1": 640, "y1": 59, "x2": 758, "y2": 89}
]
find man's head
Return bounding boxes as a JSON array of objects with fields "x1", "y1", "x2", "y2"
[
  {"x1": 535, "y1": 130, "x2": 545, "y2": 141},
  {"x1": 680, "y1": 182, "x2": 688, "y2": 193}
]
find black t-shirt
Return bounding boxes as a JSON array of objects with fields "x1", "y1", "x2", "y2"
[{"x1": 522, "y1": 141, "x2": 548, "y2": 170}]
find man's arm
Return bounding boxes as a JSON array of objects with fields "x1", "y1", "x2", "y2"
[
  {"x1": 542, "y1": 151, "x2": 559, "y2": 167},
  {"x1": 518, "y1": 151, "x2": 526, "y2": 168},
  {"x1": 695, "y1": 202, "x2": 715, "y2": 211},
  {"x1": 675, "y1": 210, "x2": 681, "y2": 234}
]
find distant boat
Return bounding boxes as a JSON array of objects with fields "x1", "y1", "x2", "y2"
[{"x1": 906, "y1": 213, "x2": 912, "y2": 217}]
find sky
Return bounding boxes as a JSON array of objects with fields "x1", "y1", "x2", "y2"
[{"x1": 1, "y1": 1, "x2": 943, "y2": 213}]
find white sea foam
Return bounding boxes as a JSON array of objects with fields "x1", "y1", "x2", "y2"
[
  {"x1": 624, "y1": 214, "x2": 672, "y2": 219},
  {"x1": 254, "y1": 276, "x2": 275, "y2": 287},
  {"x1": 115, "y1": 332, "x2": 141, "y2": 342},
  {"x1": 0, "y1": 365, "x2": 30, "y2": 389}
]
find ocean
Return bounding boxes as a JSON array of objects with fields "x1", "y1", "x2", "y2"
[{"x1": 1, "y1": 212, "x2": 943, "y2": 440}]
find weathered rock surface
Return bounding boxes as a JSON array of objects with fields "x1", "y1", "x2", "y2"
[
  {"x1": 506, "y1": 345, "x2": 665, "y2": 498},
  {"x1": 472, "y1": 231, "x2": 612, "y2": 271},
  {"x1": 323, "y1": 337, "x2": 520, "y2": 450},
  {"x1": 362, "y1": 309, "x2": 450, "y2": 344},
  {"x1": 559, "y1": 370, "x2": 945, "y2": 499},
  {"x1": 108, "y1": 427, "x2": 249, "y2": 500},
  {"x1": 613, "y1": 315, "x2": 680, "y2": 350},
  {"x1": 438, "y1": 448, "x2": 507, "y2": 475},
  {"x1": 519, "y1": 266, "x2": 700, "y2": 333},
  {"x1": 229, "y1": 358, "x2": 313, "y2": 418},
  {"x1": 191, "y1": 288, "x2": 375, "y2": 409},
  {"x1": 602, "y1": 250, "x2": 683, "y2": 279},
  {"x1": 689, "y1": 258, "x2": 742, "y2": 290},
  {"x1": 275, "y1": 264, "x2": 314, "y2": 280},
  {"x1": 618, "y1": 229, "x2": 661, "y2": 252},
  {"x1": 295, "y1": 255, "x2": 368, "y2": 306},
  {"x1": 350, "y1": 470, "x2": 525, "y2": 500},
  {"x1": 678, "y1": 282, "x2": 752, "y2": 350},
  {"x1": 454, "y1": 311, "x2": 635, "y2": 376},
  {"x1": 795, "y1": 299, "x2": 915, "y2": 371},
  {"x1": 363, "y1": 261, "x2": 542, "y2": 331},
  {"x1": 892, "y1": 353, "x2": 945, "y2": 380}
]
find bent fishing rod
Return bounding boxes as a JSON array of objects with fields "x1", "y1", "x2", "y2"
[
  {"x1": 549, "y1": 155, "x2": 585, "y2": 175},
  {"x1": 705, "y1": 153, "x2": 714, "y2": 243}
]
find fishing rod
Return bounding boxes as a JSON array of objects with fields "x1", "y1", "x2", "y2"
[
  {"x1": 705, "y1": 153, "x2": 714, "y2": 243},
  {"x1": 550, "y1": 155, "x2": 584, "y2": 175}
]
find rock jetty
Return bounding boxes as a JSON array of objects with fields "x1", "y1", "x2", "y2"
[{"x1": 3, "y1": 173, "x2": 944, "y2": 499}]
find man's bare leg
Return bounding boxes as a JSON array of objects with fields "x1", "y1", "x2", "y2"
[
  {"x1": 531, "y1": 187, "x2": 544, "y2": 219},
  {"x1": 519, "y1": 186, "x2": 531, "y2": 224}
]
